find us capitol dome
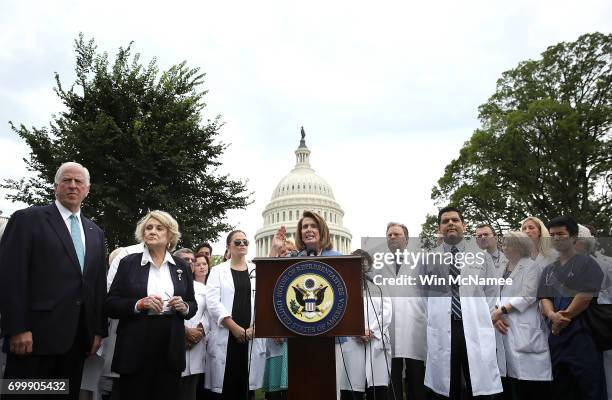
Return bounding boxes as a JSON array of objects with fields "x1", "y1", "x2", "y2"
[{"x1": 254, "y1": 127, "x2": 352, "y2": 256}]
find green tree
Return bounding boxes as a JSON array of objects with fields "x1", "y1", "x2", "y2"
[
  {"x1": 2, "y1": 34, "x2": 251, "y2": 250},
  {"x1": 418, "y1": 213, "x2": 439, "y2": 250},
  {"x1": 428, "y1": 32, "x2": 612, "y2": 238}
]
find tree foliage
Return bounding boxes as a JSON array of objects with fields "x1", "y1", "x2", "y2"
[
  {"x1": 427, "y1": 32, "x2": 612, "y2": 238},
  {"x1": 418, "y1": 213, "x2": 439, "y2": 250},
  {"x1": 2, "y1": 34, "x2": 251, "y2": 250}
]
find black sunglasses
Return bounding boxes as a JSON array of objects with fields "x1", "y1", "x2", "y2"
[{"x1": 233, "y1": 239, "x2": 249, "y2": 246}]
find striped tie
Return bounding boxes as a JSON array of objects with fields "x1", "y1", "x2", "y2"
[{"x1": 449, "y1": 246, "x2": 462, "y2": 319}]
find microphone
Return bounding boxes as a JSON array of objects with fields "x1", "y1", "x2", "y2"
[
  {"x1": 363, "y1": 273, "x2": 375, "y2": 283},
  {"x1": 249, "y1": 269, "x2": 256, "y2": 296},
  {"x1": 305, "y1": 247, "x2": 317, "y2": 257}
]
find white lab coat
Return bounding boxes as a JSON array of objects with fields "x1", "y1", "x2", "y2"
[
  {"x1": 204, "y1": 260, "x2": 266, "y2": 393},
  {"x1": 494, "y1": 257, "x2": 552, "y2": 381},
  {"x1": 533, "y1": 251, "x2": 557, "y2": 271},
  {"x1": 336, "y1": 286, "x2": 393, "y2": 392},
  {"x1": 594, "y1": 253, "x2": 612, "y2": 305},
  {"x1": 182, "y1": 281, "x2": 208, "y2": 376},
  {"x1": 422, "y1": 242, "x2": 503, "y2": 397},
  {"x1": 490, "y1": 249, "x2": 508, "y2": 271},
  {"x1": 487, "y1": 249, "x2": 507, "y2": 278},
  {"x1": 486, "y1": 249, "x2": 508, "y2": 311},
  {"x1": 373, "y1": 245, "x2": 427, "y2": 361},
  {"x1": 390, "y1": 295, "x2": 427, "y2": 360}
]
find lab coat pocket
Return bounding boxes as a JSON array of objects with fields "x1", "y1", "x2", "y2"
[{"x1": 514, "y1": 323, "x2": 548, "y2": 353}]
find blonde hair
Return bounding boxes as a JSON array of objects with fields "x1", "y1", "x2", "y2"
[
  {"x1": 135, "y1": 210, "x2": 181, "y2": 251},
  {"x1": 502, "y1": 231, "x2": 534, "y2": 258},
  {"x1": 520, "y1": 216, "x2": 553, "y2": 258},
  {"x1": 284, "y1": 237, "x2": 296, "y2": 249}
]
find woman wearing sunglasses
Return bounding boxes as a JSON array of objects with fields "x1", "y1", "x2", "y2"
[{"x1": 204, "y1": 230, "x2": 266, "y2": 399}]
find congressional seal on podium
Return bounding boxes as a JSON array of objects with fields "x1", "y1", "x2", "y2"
[{"x1": 273, "y1": 260, "x2": 348, "y2": 336}]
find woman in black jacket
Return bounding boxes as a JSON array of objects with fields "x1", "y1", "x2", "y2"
[{"x1": 105, "y1": 210, "x2": 197, "y2": 400}]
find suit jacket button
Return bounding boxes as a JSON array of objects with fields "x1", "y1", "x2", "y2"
[{"x1": 76, "y1": 300, "x2": 82, "y2": 306}]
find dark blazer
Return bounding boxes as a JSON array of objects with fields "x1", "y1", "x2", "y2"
[
  {"x1": 104, "y1": 252, "x2": 197, "y2": 374},
  {"x1": 0, "y1": 203, "x2": 108, "y2": 354}
]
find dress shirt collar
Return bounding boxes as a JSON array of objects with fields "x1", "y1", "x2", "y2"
[
  {"x1": 141, "y1": 246, "x2": 175, "y2": 267},
  {"x1": 442, "y1": 239, "x2": 465, "y2": 253},
  {"x1": 55, "y1": 199, "x2": 81, "y2": 221}
]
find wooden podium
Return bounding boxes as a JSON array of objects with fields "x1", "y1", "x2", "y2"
[{"x1": 254, "y1": 256, "x2": 364, "y2": 400}]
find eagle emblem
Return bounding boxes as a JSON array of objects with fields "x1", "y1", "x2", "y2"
[{"x1": 290, "y1": 277, "x2": 329, "y2": 319}]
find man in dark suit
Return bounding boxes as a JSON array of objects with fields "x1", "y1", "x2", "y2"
[{"x1": 0, "y1": 162, "x2": 107, "y2": 400}]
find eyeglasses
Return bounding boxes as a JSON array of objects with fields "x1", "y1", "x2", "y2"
[{"x1": 233, "y1": 239, "x2": 249, "y2": 246}]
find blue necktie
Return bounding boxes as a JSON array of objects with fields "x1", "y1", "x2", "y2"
[
  {"x1": 70, "y1": 214, "x2": 85, "y2": 271},
  {"x1": 449, "y1": 246, "x2": 462, "y2": 319}
]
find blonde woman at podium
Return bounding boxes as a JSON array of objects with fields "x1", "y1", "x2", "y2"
[
  {"x1": 335, "y1": 249, "x2": 392, "y2": 400},
  {"x1": 265, "y1": 211, "x2": 343, "y2": 399}
]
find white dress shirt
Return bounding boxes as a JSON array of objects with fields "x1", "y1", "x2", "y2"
[
  {"x1": 141, "y1": 247, "x2": 175, "y2": 314},
  {"x1": 55, "y1": 199, "x2": 86, "y2": 246}
]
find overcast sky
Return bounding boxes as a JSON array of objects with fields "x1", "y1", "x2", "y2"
[{"x1": 1, "y1": 0, "x2": 611, "y2": 256}]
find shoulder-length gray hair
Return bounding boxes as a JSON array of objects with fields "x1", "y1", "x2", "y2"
[{"x1": 503, "y1": 231, "x2": 534, "y2": 259}]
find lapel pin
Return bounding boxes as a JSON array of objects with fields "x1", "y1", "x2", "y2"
[{"x1": 177, "y1": 269, "x2": 183, "y2": 281}]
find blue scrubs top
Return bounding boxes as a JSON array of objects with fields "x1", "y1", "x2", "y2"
[{"x1": 537, "y1": 253, "x2": 603, "y2": 344}]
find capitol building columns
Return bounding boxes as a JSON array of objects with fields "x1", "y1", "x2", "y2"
[{"x1": 255, "y1": 127, "x2": 352, "y2": 256}]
